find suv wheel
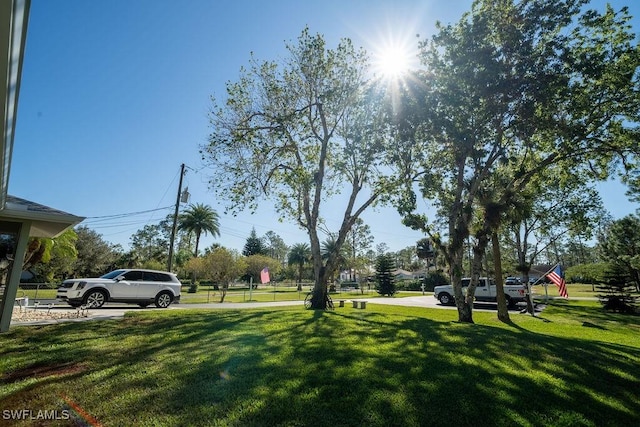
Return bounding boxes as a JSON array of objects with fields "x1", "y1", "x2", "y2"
[
  {"x1": 155, "y1": 291, "x2": 173, "y2": 308},
  {"x1": 438, "y1": 293, "x2": 453, "y2": 305},
  {"x1": 84, "y1": 290, "x2": 107, "y2": 308}
]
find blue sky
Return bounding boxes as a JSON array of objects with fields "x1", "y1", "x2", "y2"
[{"x1": 9, "y1": 0, "x2": 639, "y2": 254}]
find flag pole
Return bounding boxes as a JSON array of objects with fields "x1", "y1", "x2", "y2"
[
  {"x1": 532, "y1": 263, "x2": 559, "y2": 286},
  {"x1": 545, "y1": 282, "x2": 549, "y2": 302},
  {"x1": 531, "y1": 263, "x2": 559, "y2": 305}
]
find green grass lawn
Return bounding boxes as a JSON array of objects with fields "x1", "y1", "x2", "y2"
[
  {"x1": 15, "y1": 288, "x2": 57, "y2": 300},
  {"x1": 14, "y1": 284, "x2": 418, "y2": 306},
  {"x1": 15, "y1": 282, "x2": 613, "y2": 304},
  {"x1": 1, "y1": 300, "x2": 638, "y2": 426},
  {"x1": 179, "y1": 286, "x2": 415, "y2": 304},
  {"x1": 531, "y1": 283, "x2": 603, "y2": 299}
]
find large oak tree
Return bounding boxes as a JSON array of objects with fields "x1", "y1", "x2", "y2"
[
  {"x1": 204, "y1": 29, "x2": 397, "y2": 308},
  {"x1": 395, "y1": 0, "x2": 640, "y2": 322}
]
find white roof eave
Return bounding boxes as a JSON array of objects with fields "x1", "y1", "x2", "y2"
[{"x1": 2, "y1": 195, "x2": 84, "y2": 238}]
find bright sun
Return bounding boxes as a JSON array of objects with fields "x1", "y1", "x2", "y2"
[
  {"x1": 373, "y1": 41, "x2": 415, "y2": 79},
  {"x1": 375, "y1": 48, "x2": 410, "y2": 78}
]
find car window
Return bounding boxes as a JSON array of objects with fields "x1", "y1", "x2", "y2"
[
  {"x1": 122, "y1": 271, "x2": 144, "y2": 281},
  {"x1": 101, "y1": 269, "x2": 126, "y2": 279},
  {"x1": 142, "y1": 272, "x2": 172, "y2": 282},
  {"x1": 461, "y1": 279, "x2": 489, "y2": 287},
  {"x1": 144, "y1": 272, "x2": 158, "y2": 282},
  {"x1": 157, "y1": 273, "x2": 172, "y2": 282}
]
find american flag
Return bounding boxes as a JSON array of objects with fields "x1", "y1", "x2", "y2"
[
  {"x1": 260, "y1": 267, "x2": 270, "y2": 284},
  {"x1": 546, "y1": 265, "x2": 568, "y2": 298}
]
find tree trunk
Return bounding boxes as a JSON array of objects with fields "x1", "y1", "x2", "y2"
[
  {"x1": 219, "y1": 282, "x2": 228, "y2": 303},
  {"x1": 194, "y1": 233, "x2": 201, "y2": 258},
  {"x1": 469, "y1": 232, "x2": 490, "y2": 303},
  {"x1": 308, "y1": 227, "x2": 331, "y2": 309},
  {"x1": 451, "y1": 246, "x2": 473, "y2": 323},
  {"x1": 515, "y1": 223, "x2": 536, "y2": 315},
  {"x1": 297, "y1": 263, "x2": 303, "y2": 291},
  {"x1": 307, "y1": 204, "x2": 362, "y2": 309},
  {"x1": 492, "y1": 232, "x2": 510, "y2": 322},
  {"x1": 310, "y1": 265, "x2": 329, "y2": 308},
  {"x1": 522, "y1": 261, "x2": 535, "y2": 316},
  {"x1": 525, "y1": 282, "x2": 535, "y2": 314},
  {"x1": 633, "y1": 269, "x2": 640, "y2": 293}
]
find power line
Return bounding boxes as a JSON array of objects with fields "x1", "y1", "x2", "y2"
[
  {"x1": 86, "y1": 219, "x2": 157, "y2": 229},
  {"x1": 83, "y1": 205, "x2": 174, "y2": 222}
]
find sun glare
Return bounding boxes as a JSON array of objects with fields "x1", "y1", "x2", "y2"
[
  {"x1": 375, "y1": 47, "x2": 411, "y2": 78},
  {"x1": 372, "y1": 37, "x2": 416, "y2": 80}
]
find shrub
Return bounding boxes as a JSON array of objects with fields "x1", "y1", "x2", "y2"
[
  {"x1": 395, "y1": 280, "x2": 423, "y2": 291},
  {"x1": 596, "y1": 269, "x2": 638, "y2": 314},
  {"x1": 188, "y1": 282, "x2": 199, "y2": 294},
  {"x1": 565, "y1": 263, "x2": 610, "y2": 284},
  {"x1": 423, "y1": 272, "x2": 449, "y2": 292}
]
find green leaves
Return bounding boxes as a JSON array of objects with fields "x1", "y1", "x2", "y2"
[
  {"x1": 387, "y1": 0, "x2": 640, "y2": 322},
  {"x1": 178, "y1": 204, "x2": 220, "y2": 257},
  {"x1": 204, "y1": 27, "x2": 404, "y2": 290}
]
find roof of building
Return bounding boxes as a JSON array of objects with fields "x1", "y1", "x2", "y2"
[{"x1": 1, "y1": 195, "x2": 83, "y2": 237}]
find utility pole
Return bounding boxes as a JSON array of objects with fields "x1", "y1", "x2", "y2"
[{"x1": 167, "y1": 163, "x2": 186, "y2": 272}]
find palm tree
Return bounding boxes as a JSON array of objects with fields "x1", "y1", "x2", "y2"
[
  {"x1": 321, "y1": 237, "x2": 348, "y2": 287},
  {"x1": 288, "y1": 243, "x2": 311, "y2": 291},
  {"x1": 178, "y1": 203, "x2": 220, "y2": 257}
]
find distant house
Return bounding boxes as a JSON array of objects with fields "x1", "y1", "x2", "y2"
[
  {"x1": 393, "y1": 269, "x2": 426, "y2": 281},
  {"x1": 338, "y1": 270, "x2": 354, "y2": 282},
  {"x1": 529, "y1": 265, "x2": 555, "y2": 283},
  {"x1": 338, "y1": 265, "x2": 376, "y2": 282}
]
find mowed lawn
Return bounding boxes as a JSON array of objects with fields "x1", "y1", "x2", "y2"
[
  {"x1": 14, "y1": 282, "x2": 606, "y2": 303},
  {"x1": 1, "y1": 301, "x2": 638, "y2": 426}
]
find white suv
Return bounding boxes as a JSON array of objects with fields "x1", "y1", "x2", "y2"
[{"x1": 56, "y1": 269, "x2": 182, "y2": 308}]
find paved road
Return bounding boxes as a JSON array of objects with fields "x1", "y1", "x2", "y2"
[{"x1": 10, "y1": 295, "x2": 538, "y2": 327}]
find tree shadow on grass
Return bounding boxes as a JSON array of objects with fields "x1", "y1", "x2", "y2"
[
  {"x1": 148, "y1": 310, "x2": 640, "y2": 426},
  {"x1": 546, "y1": 301, "x2": 640, "y2": 327},
  {"x1": 1, "y1": 307, "x2": 639, "y2": 426}
]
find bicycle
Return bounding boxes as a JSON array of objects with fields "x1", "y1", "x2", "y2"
[{"x1": 304, "y1": 292, "x2": 334, "y2": 310}]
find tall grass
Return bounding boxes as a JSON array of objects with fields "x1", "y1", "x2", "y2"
[{"x1": 1, "y1": 301, "x2": 638, "y2": 426}]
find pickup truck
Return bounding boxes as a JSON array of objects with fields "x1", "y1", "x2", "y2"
[{"x1": 434, "y1": 277, "x2": 527, "y2": 308}]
